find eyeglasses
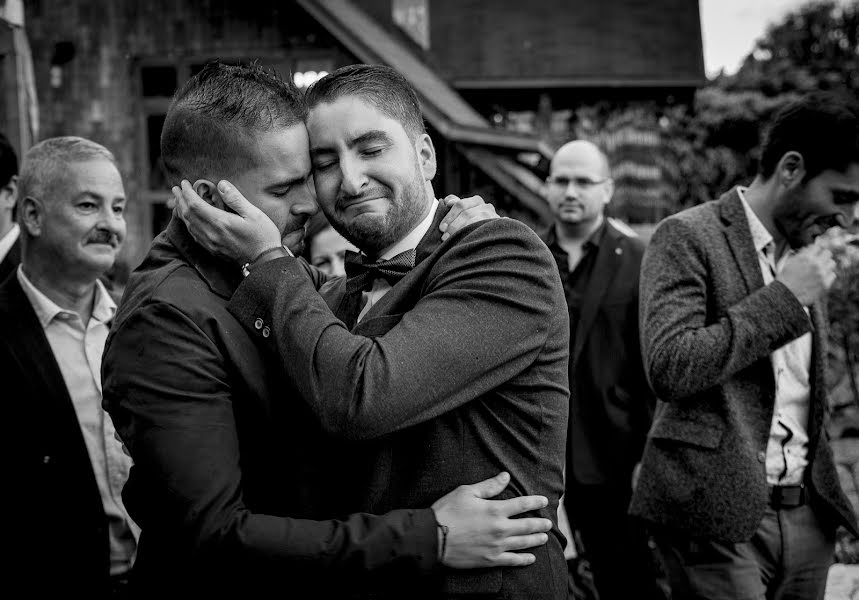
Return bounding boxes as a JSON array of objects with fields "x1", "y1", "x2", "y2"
[{"x1": 546, "y1": 176, "x2": 608, "y2": 190}]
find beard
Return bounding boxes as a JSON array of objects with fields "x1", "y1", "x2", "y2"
[{"x1": 326, "y1": 161, "x2": 429, "y2": 257}]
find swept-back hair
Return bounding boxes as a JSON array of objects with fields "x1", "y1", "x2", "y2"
[
  {"x1": 305, "y1": 64, "x2": 425, "y2": 139},
  {"x1": 759, "y1": 92, "x2": 859, "y2": 181},
  {"x1": 161, "y1": 61, "x2": 307, "y2": 183},
  {"x1": 18, "y1": 136, "x2": 115, "y2": 209}
]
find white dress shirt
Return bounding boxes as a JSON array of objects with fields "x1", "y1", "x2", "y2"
[
  {"x1": 356, "y1": 199, "x2": 439, "y2": 323},
  {"x1": 0, "y1": 223, "x2": 19, "y2": 263},
  {"x1": 738, "y1": 189, "x2": 811, "y2": 486},
  {"x1": 17, "y1": 266, "x2": 139, "y2": 574}
]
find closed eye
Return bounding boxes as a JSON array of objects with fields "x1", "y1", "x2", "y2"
[
  {"x1": 833, "y1": 190, "x2": 859, "y2": 205},
  {"x1": 313, "y1": 160, "x2": 336, "y2": 172}
]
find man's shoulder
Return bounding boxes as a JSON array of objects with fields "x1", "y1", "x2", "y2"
[
  {"x1": 115, "y1": 254, "x2": 227, "y2": 332},
  {"x1": 667, "y1": 199, "x2": 721, "y2": 226},
  {"x1": 445, "y1": 217, "x2": 551, "y2": 258},
  {"x1": 650, "y1": 199, "x2": 725, "y2": 247}
]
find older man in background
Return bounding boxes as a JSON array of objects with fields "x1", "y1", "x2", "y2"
[{"x1": 1, "y1": 136, "x2": 138, "y2": 597}]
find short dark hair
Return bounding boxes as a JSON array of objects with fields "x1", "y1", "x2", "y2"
[
  {"x1": 0, "y1": 131, "x2": 18, "y2": 187},
  {"x1": 759, "y1": 92, "x2": 859, "y2": 181},
  {"x1": 160, "y1": 61, "x2": 307, "y2": 184},
  {"x1": 305, "y1": 64, "x2": 425, "y2": 139}
]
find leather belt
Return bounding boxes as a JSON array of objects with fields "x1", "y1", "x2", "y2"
[{"x1": 769, "y1": 484, "x2": 807, "y2": 508}]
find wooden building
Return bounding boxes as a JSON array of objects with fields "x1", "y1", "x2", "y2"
[{"x1": 15, "y1": 0, "x2": 704, "y2": 273}]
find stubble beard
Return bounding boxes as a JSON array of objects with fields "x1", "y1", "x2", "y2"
[{"x1": 329, "y1": 164, "x2": 429, "y2": 257}]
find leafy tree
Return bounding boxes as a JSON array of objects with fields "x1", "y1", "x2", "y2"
[{"x1": 727, "y1": 0, "x2": 859, "y2": 96}]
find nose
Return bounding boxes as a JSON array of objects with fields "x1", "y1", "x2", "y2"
[
  {"x1": 291, "y1": 182, "x2": 319, "y2": 219},
  {"x1": 563, "y1": 181, "x2": 580, "y2": 199},
  {"x1": 339, "y1": 154, "x2": 368, "y2": 197},
  {"x1": 836, "y1": 201, "x2": 859, "y2": 228},
  {"x1": 99, "y1": 203, "x2": 126, "y2": 238}
]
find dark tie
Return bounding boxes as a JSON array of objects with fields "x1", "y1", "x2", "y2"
[{"x1": 339, "y1": 248, "x2": 416, "y2": 328}]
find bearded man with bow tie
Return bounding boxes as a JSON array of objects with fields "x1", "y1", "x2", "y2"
[{"x1": 178, "y1": 64, "x2": 571, "y2": 600}]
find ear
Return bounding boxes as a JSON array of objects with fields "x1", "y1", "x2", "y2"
[
  {"x1": 603, "y1": 178, "x2": 615, "y2": 205},
  {"x1": 415, "y1": 134, "x2": 437, "y2": 181},
  {"x1": 193, "y1": 179, "x2": 226, "y2": 210},
  {"x1": 19, "y1": 195, "x2": 44, "y2": 237},
  {"x1": 777, "y1": 151, "x2": 806, "y2": 189},
  {"x1": 0, "y1": 175, "x2": 18, "y2": 209}
]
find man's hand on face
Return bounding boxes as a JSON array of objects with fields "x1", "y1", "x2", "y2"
[
  {"x1": 777, "y1": 244, "x2": 837, "y2": 306},
  {"x1": 431, "y1": 471, "x2": 552, "y2": 569},
  {"x1": 439, "y1": 195, "x2": 501, "y2": 242},
  {"x1": 173, "y1": 180, "x2": 282, "y2": 266}
]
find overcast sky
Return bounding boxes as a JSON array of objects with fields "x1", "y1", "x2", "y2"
[{"x1": 699, "y1": 0, "x2": 847, "y2": 77}]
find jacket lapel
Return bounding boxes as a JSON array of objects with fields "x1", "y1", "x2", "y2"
[
  {"x1": 0, "y1": 276, "x2": 76, "y2": 416},
  {"x1": 719, "y1": 189, "x2": 765, "y2": 294},
  {"x1": 571, "y1": 223, "x2": 621, "y2": 368},
  {"x1": 414, "y1": 201, "x2": 447, "y2": 267}
]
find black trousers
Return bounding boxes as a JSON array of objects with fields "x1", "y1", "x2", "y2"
[{"x1": 566, "y1": 481, "x2": 667, "y2": 600}]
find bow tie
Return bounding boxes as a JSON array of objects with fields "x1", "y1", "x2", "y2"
[{"x1": 345, "y1": 248, "x2": 416, "y2": 294}]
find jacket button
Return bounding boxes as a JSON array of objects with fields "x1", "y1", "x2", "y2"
[
  {"x1": 757, "y1": 451, "x2": 766, "y2": 463},
  {"x1": 254, "y1": 318, "x2": 264, "y2": 330},
  {"x1": 262, "y1": 326, "x2": 271, "y2": 338}
]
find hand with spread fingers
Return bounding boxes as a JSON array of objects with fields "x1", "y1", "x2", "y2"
[
  {"x1": 439, "y1": 194, "x2": 501, "y2": 241},
  {"x1": 432, "y1": 471, "x2": 553, "y2": 568},
  {"x1": 173, "y1": 179, "x2": 282, "y2": 266}
]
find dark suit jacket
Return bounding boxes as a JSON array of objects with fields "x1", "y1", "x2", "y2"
[
  {"x1": 0, "y1": 235, "x2": 20, "y2": 283},
  {"x1": 1, "y1": 272, "x2": 113, "y2": 596},
  {"x1": 544, "y1": 221, "x2": 654, "y2": 488},
  {"x1": 630, "y1": 189, "x2": 859, "y2": 542},
  {"x1": 102, "y1": 217, "x2": 440, "y2": 597},
  {"x1": 229, "y1": 206, "x2": 570, "y2": 599}
]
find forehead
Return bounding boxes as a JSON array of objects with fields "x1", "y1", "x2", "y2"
[
  {"x1": 60, "y1": 159, "x2": 124, "y2": 198},
  {"x1": 238, "y1": 124, "x2": 311, "y2": 185},
  {"x1": 550, "y1": 146, "x2": 606, "y2": 176},
  {"x1": 306, "y1": 97, "x2": 408, "y2": 148}
]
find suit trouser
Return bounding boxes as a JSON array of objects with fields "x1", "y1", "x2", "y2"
[
  {"x1": 566, "y1": 482, "x2": 667, "y2": 600},
  {"x1": 652, "y1": 504, "x2": 835, "y2": 600}
]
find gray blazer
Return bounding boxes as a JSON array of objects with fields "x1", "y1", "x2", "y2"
[{"x1": 630, "y1": 188, "x2": 858, "y2": 542}]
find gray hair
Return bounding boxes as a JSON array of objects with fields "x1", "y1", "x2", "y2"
[{"x1": 18, "y1": 136, "x2": 116, "y2": 207}]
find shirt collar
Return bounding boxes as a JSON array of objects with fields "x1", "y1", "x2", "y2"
[
  {"x1": 547, "y1": 218, "x2": 607, "y2": 253},
  {"x1": 17, "y1": 265, "x2": 116, "y2": 329},
  {"x1": 377, "y1": 198, "x2": 439, "y2": 261},
  {"x1": 737, "y1": 186, "x2": 774, "y2": 254}
]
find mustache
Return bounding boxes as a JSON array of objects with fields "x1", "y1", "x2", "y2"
[
  {"x1": 86, "y1": 230, "x2": 120, "y2": 246},
  {"x1": 336, "y1": 186, "x2": 390, "y2": 211}
]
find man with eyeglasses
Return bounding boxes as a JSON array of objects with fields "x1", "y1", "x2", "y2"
[{"x1": 542, "y1": 140, "x2": 663, "y2": 600}]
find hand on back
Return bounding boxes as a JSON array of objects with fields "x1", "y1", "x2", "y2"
[{"x1": 432, "y1": 471, "x2": 552, "y2": 569}]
